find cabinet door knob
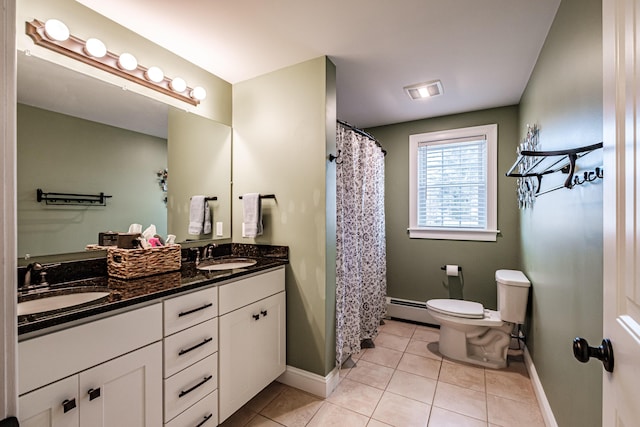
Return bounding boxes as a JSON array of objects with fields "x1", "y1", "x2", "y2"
[
  {"x1": 88, "y1": 387, "x2": 101, "y2": 401},
  {"x1": 261, "y1": 310, "x2": 268, "y2": 317},
  {"x1": 62, "y1": 398, "x2": 76, "y2": 413},
  {"x1": 252, "y1": 314, "x2": 260, "y2": 321}
]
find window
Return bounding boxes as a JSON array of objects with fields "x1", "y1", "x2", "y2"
[{"x1": 409, "y1": 124, "x2": 498, "y2": 241}]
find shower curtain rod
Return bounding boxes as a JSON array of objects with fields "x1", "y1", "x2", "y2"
[{"x1": 338, "y1": 119, "x2": 387, "y2": 155}]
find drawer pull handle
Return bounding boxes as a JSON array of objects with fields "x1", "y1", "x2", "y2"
[
  {"x1": 179, "y1": 375, "x2": 213, "y2": 398},
  {"x1": 88, "y1": 388, "x2": 101, "y2": 401},
  {"x1": 178, "y1": 337, "x2": 213, "y2": 356},
  {"x1": 62, "y1": 398, "x2": 76, "y2": 413},
  {"x1": 252, "y1": 314, "x2": 260, "y2": 321},
  {"x1": 195, "y1": 413, "x2": 214, "y2": 427},
  {"x1": 261, "y1": 310, "x2": 268, "y2": 317},
  {"x1": 178, "y1": 302, "x2": 213, "y2": 317}
]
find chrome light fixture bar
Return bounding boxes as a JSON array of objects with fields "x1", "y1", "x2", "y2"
[{"x1": 26, "y1": 19, "x2": 206, "y2": 106}]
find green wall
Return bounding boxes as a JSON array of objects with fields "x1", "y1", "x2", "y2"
[
  {"x1": 368, "y1": 106, "x2": 521, "y2": 310},
  {"x1": 17, "y1": 104, "x2": 167, "y2": 257},
  {"x1": 232, "y1": 57, "x2": 337, "y2": 376},
  {"x1": 519, "y1": 0, "x2": 603, "y2": 425}
]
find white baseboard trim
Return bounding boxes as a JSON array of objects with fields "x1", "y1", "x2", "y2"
[
  {"x1": 277, "y1": 365, "x2": 340, "y2": 398},
  {"x1": 524, "y1": 346, "x2": 558, "y2": 427}
]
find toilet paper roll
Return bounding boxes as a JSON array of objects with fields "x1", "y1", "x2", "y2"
[{"x1": 446, "y1": 265, "x2": 459, "y2": 277}]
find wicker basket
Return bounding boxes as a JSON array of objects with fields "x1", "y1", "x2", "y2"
[{"x1": 107, "y1": 244, "x2": 181, "y2": 279}]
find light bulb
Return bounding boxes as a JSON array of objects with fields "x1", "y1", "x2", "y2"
[
  {"x1": 145, "y1": 66, "x2": 164, "y2": 83},
  {"x1": 117, "y1": 52, "x2": 138, "y2": 71},
  {"x1": 170, "y1": 77, "x2": 187, "y2": 93},
  {"x1": 84, "y1": 38, "x2": 107, "y2": 58},
  {"x1": 44, "y1": 19, "x2": 70, "y2": 42},
  {"x1": 190, "y1": 86, "x2": 207, "y2": 101}
]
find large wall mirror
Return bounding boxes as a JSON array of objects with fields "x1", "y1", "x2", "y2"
[{"x1": 17, "y1": 54, "x2": 232, "y2": 259}]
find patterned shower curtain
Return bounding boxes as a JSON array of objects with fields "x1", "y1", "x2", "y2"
[{"x1": 335, "y1": 123, "x2": 387, "y2": 367}]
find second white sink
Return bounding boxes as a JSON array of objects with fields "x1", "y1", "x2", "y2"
[{"x1": 18, "y1": 291, "x2": 111, "y2": 316}]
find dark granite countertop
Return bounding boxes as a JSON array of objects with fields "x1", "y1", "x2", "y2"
[{"x1": 18, "y1": 244, "x2": 288, "y2": 337}]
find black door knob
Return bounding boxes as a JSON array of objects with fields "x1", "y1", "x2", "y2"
[{"x1": 572, "y1": 337, "x2": 614, "y2": 373}]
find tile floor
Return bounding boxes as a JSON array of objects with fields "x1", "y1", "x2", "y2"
[{"x1": 220, "y1": 319, "x2": 546, "y2": 427}]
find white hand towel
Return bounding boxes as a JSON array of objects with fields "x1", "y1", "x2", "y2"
[
  {"x1": 242, "y1": 193, "x2": 263, "y2": 238},
  {"x1": 188, "y1": 196, "x2": 212, "y2": 235}
]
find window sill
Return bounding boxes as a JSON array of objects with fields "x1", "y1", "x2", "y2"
[{"x1": 407, "y1": 227, "x2": 499, "y2": 242}]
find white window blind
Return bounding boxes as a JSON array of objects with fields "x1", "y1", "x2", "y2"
[
  {"x1": 408, "y1": 124, "x2": 498, "y2": 241},
  {"x1": 417, "y1": 137, "x2": 487, "y2": 228}
]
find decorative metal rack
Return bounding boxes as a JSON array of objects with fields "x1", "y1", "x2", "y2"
[
  {"x1": 238, "y1": 194, "x2": 276, "y2": 200},
  {"x1": 505, "y1": 142, "x2": 603, "y2": 196},
  {"x1": 36, "y1": 188, "x2": 112, "y2": 206}
]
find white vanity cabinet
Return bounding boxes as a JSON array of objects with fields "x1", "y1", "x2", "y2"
[
  {"x1": 18, "y1": 304, "x2": 163, "y2": 427},
  {"x1": 218, "y1": 267, "x2": 286, "y2": 422},
  {"x1": 162, "y1": 286, "x2": 218, "y2": 426}
]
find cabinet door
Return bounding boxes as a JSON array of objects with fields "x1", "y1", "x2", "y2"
[
  {"x1": 219, "y1": 291, "x2": 286, "y2": 422},
  {"x1": 18, "y1": 376, "x2": 79, "y2": 427},
  {"x1": 79, "y1": 342, "x2": 162, "y2": 427},
  {"x1": 252, "y1": 291, "x2": 286, "y2": 389}
]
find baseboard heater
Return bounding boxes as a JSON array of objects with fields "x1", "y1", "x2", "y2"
[{"x1": 386, "y1": 297, "x2": 439, "y2": 326}]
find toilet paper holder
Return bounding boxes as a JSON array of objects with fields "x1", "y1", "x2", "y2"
[{"x1": 440, "y1": 265, "x2": 461, "y2": 272}]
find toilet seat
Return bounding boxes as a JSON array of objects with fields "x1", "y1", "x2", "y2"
[{"x1": 426, "y1": 299, "x2": 485, "y2": 319}]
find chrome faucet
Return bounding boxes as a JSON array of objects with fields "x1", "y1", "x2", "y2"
[
  {"x1": 22, "y1": 262, "x2": 60, "y2": 291},
  {"x1": 23, "y1": 262, "x2": 43, "y2": 289},
  {"x1": 203, "y1": 243, "x2": 218, "y2": 260}
]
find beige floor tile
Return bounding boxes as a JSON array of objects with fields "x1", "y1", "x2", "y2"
[
  {"x1": 347, "y1": 359, "x2": 395, "y2": 389},
  {"x1": 246, "y1": 381, "x2": 288, "y2": 413},
  {"x1": 380, "y1": 319, "x2": 417, "y2": 338},
  {"x1": 397, "y1": 352, "x2": 442, "y2": 380},
  {"x1": 326, "y1": 377, "x2": 384, "y2": 416},
  {"x1": 433, "y1": 382, "x2": 487, "y2": 421},
  {"x1": 307, "y1": 402, "x2": 370, "y2": 427},
  {"x1": 259, "y1": 386, "x2": 323, "y2": 427},
  {"x1": 439, "y1": 360, "x2": 485, "y2": 392},
  {"x1": 375, "y1": 332, "x2": 411, "y2": 352},
  {"x1": 428, "y1": 406, "x2": 488, "y2": 427},
  {"x1": 387, "y1": 370, "x2": 437, "y2": 404},
  {"x1": 220, "y1": 405, "x2": 258, "y2": 427},
  {"x1": 485, "y1": 369, "x2": 536, "y2": 403},
  {"x1": 372, "y1": 391, "x2": 431, "y2": 427},
  {"x1": 245, "y1": 414, "x2": 283, "y2": 427},
  {"x1": 486, "y1": 394, "x2": 545, "y2": 427},
  {"x1": 360, "y1": 345, "x2": 404, "y2": 368},
  {"x1": 412, "y1": 326, "x2": 441, "y2": 343},
  {"x1": 406, "y1": 339, "x2": 443, "y2": 361},
  {"x1": 367, "y1": 419, "x2": 393, "y2": 427}
]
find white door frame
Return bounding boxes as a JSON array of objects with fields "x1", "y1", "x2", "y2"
[{"x1": 0, "y1": 0, "x2": 18, "y2": 419}]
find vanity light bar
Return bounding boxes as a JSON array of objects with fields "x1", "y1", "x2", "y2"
[{"x1": 26, "y1": 19, "x2": 206, "y2": 106}]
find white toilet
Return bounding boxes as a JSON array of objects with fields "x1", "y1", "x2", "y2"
[{"x1": 426, "y1": 269, "x2": 531, "y2": 369}]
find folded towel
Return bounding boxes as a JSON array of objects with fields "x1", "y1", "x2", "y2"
[
  {"x1": 242, "y1": 193, "x2": 263, "y2": 238},
  {"x1": 189, "y1": 196, "x2": 212, "y2": 235}
]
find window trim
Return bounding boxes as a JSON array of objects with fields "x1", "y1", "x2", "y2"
[{"x1": 408, "y1": 124, "x2": 499, "y2": 241}]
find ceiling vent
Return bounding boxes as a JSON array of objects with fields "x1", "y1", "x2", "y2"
[{"x1": 404, "y1": 80, "x2": 444, "y2": 100}]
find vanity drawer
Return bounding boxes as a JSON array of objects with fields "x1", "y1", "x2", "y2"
[
  {"x1": 164, "y1": 286, "x2": 218, "y2": 336},
  {"x1": 219, "y1": 267, "x2": 285, "y2": 315},
  {"x1": 165, "y1": 390, "x2": 217, "y2": 427},
  {"x1": 164, "y1": 317, "x2": 218, "y2": 378},
  {"x1": 164, "y1": 352, "x2": 217, "y2": 423}
]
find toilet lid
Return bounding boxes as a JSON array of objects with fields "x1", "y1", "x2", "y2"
[{"x1": 426, "y1": 299, "x2": 485, "y2": 319}]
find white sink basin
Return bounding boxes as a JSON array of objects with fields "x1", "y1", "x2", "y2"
[
  {"x1": 197, "y1": 258, "x2": 257, "y2": 271},
  {"x1": 18, "y1": 291, "x2": 111, "y2": 316}
]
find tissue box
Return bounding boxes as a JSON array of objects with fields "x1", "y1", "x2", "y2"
[{"x1": 107, "y1": 244, "x2": 181, "y2": 279}]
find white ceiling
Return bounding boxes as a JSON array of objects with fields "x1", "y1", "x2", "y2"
[{"x1": 73, "y1": 0, "x2": 560, "y2": 129}]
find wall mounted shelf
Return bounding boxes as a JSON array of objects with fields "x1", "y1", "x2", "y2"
[{"x1": 506, "y1": 142, "x2": 603, "y2": 195}]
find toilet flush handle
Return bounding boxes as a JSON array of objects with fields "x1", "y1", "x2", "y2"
[{"x1": 572, "y1": 337, "x2": 614, "y2": 373}]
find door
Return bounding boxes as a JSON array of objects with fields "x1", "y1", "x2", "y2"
[
  {"x1": 18, "y1": 376, "x2": 79, "y2": 427},
  {"x1": 79, "y1": 342, "x2": 162, "y2": 427},
  {"x1": 602, "y1": 0, "x2": 640, "y2": 424}
]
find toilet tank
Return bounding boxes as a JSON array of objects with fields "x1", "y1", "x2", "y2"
[{"x1": 496, "y1": 270, "x2": 530, "y2": 324}]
